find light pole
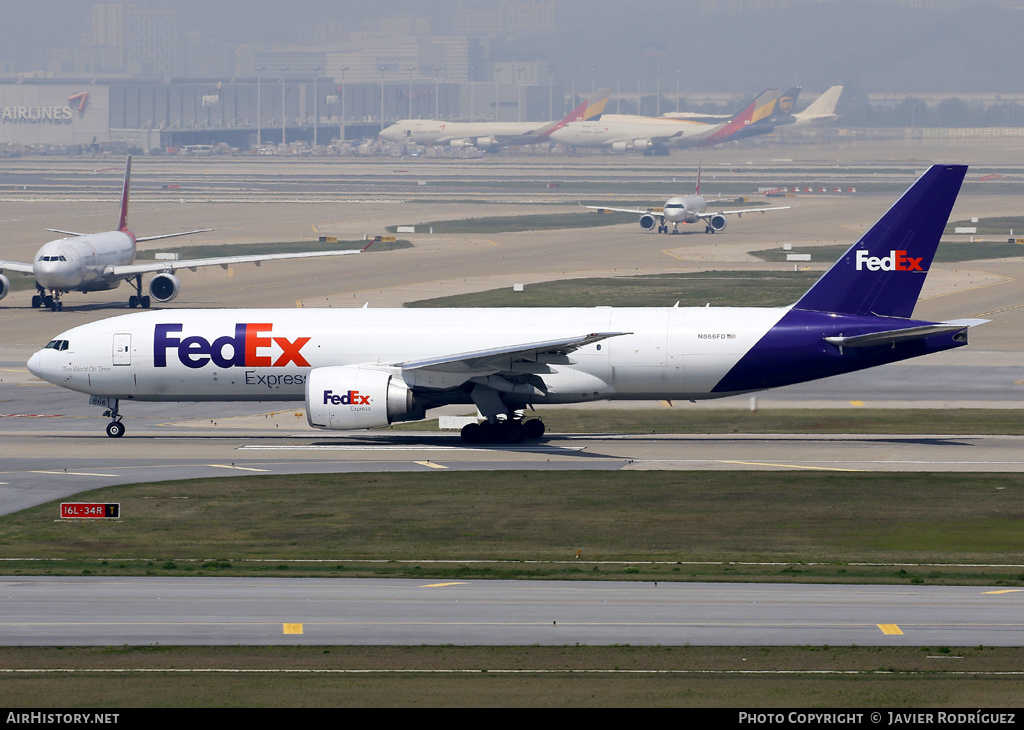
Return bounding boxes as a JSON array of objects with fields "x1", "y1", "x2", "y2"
[
  {"x1": 379, "y1": 66, "x2": 386, "y2": 132},
  {"x1": 434, "y1": 66, "x2": 442, "y2": 119},
  {"x1": 313, "y1": 66, "x2": 319, "y2": 147},
  {"x1": 340, "y1": 67, "x2": 348, "y2": 142},
  {"x1": 656, "y1": 68, "x2": 661, "y2": 117},
  {"x1": 548, "y1": 66, "x2": 554, "y2": 121},
  {"x1": 280, "y1": 67, "x2": 288, "y2": 146},
  {"x1": 516, "y1": 66, "x2": 524, "y2": 122},
  {"x1": 408, "y1": 66, "x2": 416, "y2": 118},
  {"x1": 256, "y1": 66, "x2": 264, "y2": 148}
]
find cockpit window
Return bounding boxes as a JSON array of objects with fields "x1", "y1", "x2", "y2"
[
  {"x1": 43, "y1": 340, "x2": 69, "y2": 351},
  {"x1": 36, "y1": 255, "x2": 67, "y2": 262}
]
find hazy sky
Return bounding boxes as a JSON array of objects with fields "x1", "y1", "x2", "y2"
[{"x1": 3, "y1": 1, "x2": 1024, "y2": 93}]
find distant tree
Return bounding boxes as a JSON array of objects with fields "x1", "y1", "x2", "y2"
[
  {"x1": 892, "y1": 97, "x2": 930, "y2": 127},
  {"x1": 935, "y1": 98, "x2": 972, "y2": 127}
]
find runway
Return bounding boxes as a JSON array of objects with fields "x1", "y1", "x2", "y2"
[{"x1": 2, "y1": 577, "x2": 1021, "y2": 647}]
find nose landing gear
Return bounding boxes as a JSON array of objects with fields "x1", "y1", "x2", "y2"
[
  {"x1": 34, "y1": 287, "x2": 64, "y2": 311},
  {"x1": 99, "y1": 398, "x2": 126, "y2": 438},
  {"x1": 105, "y1": 419, "x2": 126, "y2": 438}
]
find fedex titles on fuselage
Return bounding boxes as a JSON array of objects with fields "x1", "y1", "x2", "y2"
[{"x1": 154, "y1": 322, "x2": 310, "y2": 388}]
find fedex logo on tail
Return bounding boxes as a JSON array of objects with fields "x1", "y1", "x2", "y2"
[
  {"x1": 855, "y1": 249, "x2": 924, "y2": 272},
  {"x1": 154, "y1": 323, "x2": 311, "y2": 369}
]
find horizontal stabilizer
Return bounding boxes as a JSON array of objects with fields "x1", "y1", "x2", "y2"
[{"x1": 824, "y1": 319, "x2": 987, "y2": 348}]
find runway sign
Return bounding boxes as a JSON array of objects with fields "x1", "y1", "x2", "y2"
[{"x1": 60, "y1": 503, "x2": 120, "y2": 519}]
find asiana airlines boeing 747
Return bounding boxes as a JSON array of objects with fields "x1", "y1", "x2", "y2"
[{"x1": 28, "y1": 165, "x2": 983, "y2": 441}]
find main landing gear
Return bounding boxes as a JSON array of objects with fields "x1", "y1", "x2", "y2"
[
  {"x1": 460, "y1": 418, "x2": 545, "y2": 444},
  {"x1": 128, "y1": 274, "x2": 150, "y2": 309}
]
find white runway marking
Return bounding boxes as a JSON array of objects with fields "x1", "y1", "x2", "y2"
[
  {"x1": 236, "y1": 444, "x2": 586, "y2": 452},
  {"x1": 32, "y1": 470, "x2": 120, "y2": 477}
]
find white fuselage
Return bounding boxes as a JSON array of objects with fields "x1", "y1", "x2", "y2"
[
  {"x1": 33, "y1": 231, "x2": 136, "y2": 293},
  {"x1": 548, "y1": 115, "x2": 715, "y2": 148},
  {"x1": 661, "y1": 195, "x2": 707, "y2": 224},
  {"x1": 379, "y1": 119, "x2": 547, "y2": 146},
  {"x1": 28, "y1": 306, "x2": 788, "y2": 404}
]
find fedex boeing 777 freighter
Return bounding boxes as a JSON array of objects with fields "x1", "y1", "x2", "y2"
[{"x1": 28, "y1": 165, "x2": 983, "y2": 441}]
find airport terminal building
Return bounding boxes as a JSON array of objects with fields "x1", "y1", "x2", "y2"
[{"x1": 0, "y1": 78, "x2": 563, "y2": 153}]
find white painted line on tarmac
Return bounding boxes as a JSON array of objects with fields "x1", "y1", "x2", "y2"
[
  {"x1": 32, "y1": 470, "x2": 120, "y2": 477},
  {"x1": 236, "y1": 444, "x2": 586, "y2": 452},
  {"x1": 206, "y1": 464, "x2": 269, "y2": 472}
]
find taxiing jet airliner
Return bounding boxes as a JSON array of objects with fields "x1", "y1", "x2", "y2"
[
  {"x1": 378, "y1": 89, "x2": 611, "y2": 150},
  {"x1": 0, "y1": 157, "x2": 374, "y2": 311},
  {"x1": 29, "y1": 165, "x2": 982, "y2": 441},
  {"x1": 581, "y1": 161, "x2": 789, "y2": 234},
  {"x1": 549, "y1": 88, "x2": 780, "y2": 154}
]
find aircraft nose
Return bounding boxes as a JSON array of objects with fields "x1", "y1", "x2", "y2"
[{"x1": 27, "y1": 350, "x2": 42, "y2": 378}]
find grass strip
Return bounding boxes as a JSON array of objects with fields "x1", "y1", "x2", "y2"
[
  {"x1": 406, "y1": 271, "x2": 819, "y2": 308},
  {"x1": 514, "y1": 408, "x2": 1024, "y2": 435},
  {"x1": 751, "y1": 241, "x2": 1024, "y2": 264},
  {"x1": 388, "y1": 212, "x2": 636, "y2": 234},
  {"x1": 2, "y1": 471, "x2": 1022, "y2": 584},
  {"x1": 1, "y1": 645, "x2": 1022, "y2": 708}
]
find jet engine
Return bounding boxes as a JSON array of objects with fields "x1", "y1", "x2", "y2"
[
  {"x1": 449, "y1": 139, "x2": 471, "y2": 149},
  {"x1": 305, "y1": 365, "x2": 421, "y2": 431},
  {"x1": 474, "y1": 136, "x2": 499, "y2": 150},
  {"x1": 149, "y1": 273, "x2": 180, "y2": 302},
  {"x1": 0, "y1": 273, "x2": 9, "y2": 301},
  {"x1": 707, "y1": 215, "x2": 728, "y2": 232},
  {"x1": 639, "y1": 214, "x2": 657, "y2": 231},
  {"x1": 611, "y1": 139, "x2": 653, "y2": 153}
]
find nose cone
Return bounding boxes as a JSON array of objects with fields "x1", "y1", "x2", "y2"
[{"x1": 27, "y1": 350, "x2": 42, "y2": 379}]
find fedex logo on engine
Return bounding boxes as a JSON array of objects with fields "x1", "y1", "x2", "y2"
[
  {"x1": 323, "y1": 390, "x2": 370, "y2": 406},
  {"x1": 154, "y1": 323, "x2": 311, "y2": 369},
  {"x1": 855, "y1": 249, "x2": 924, "y2": 272}
]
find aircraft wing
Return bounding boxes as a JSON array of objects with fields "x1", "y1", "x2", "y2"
[
  {"x1": 109, "y1": 245, "x2": 370, "y2": 277},
  {"x1": 578, "y1": 200, "x2": 660, "y2": 216},
  {"x1": 399, "y1": 332, "x2": 629, "y2": 378},
  {"x1": 46, "y1": 228, "x2": 213, "y2": 242},
  {"x1": 135, "y1": 229, "x2": 214, "y2": 243},
  {"x1": 698, "y1": 206, "x2": 791, "y2": 218},
  {"x1": 0, "y1": 259, "x2": 34, "y2": 274}
]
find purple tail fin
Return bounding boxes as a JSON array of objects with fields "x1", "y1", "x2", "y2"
[
  {"x1": 117, "y1": 155, "x2": 131, "y2": 232},
  {"x1": 793, "y1": 164, "x2": 967, "y2": 319}
]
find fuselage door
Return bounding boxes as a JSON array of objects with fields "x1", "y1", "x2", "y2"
[{"x1": 112, "y1": 333, "x2": 131, "y2": 366}]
